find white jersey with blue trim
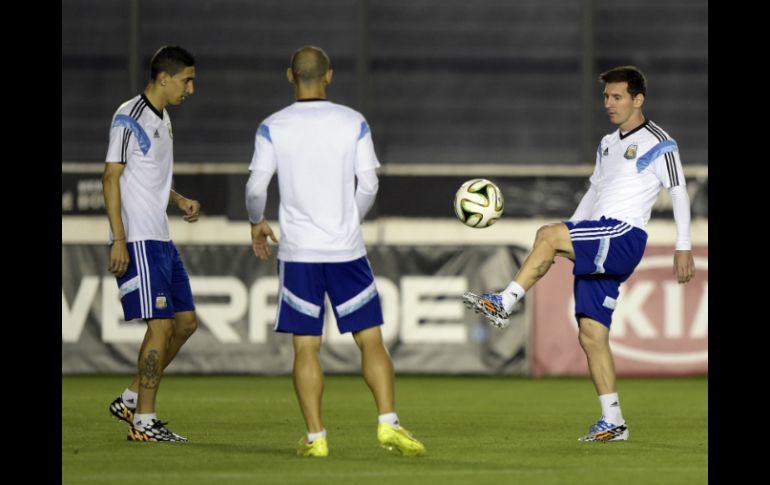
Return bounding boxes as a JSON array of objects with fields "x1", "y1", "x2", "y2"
[
  {"x1": 105, "y1": 94, "x2": 174, "y2": 242},
  {"x1": 249, "y1": 100, "x2": 380, "y2": 262},
  {"x1": 589, "y1": 119, "x2": 685, "y2": 229}
]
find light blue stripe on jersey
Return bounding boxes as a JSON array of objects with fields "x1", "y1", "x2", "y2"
[
  {"x1": 597, "y1": 143, "x2": 602, "y2": 161},
  {"x1": 113, "y1": 114, "x2": 151, "y2": 155},
  {"x1": 335, "y1": 281, "x2": 377, "y2": 317},
  {"x1": 258, "y1": 124, "x2": 272, "y2": 143},
  {"x1": 636, "y1": 139, "x2": 678, "y2": 173},
  {"x1": 358, "y1": 121, "x2": 370, "y2": 140},
  {"x1": 282, "y1": 287, "x2": 321, "y2": 318}
]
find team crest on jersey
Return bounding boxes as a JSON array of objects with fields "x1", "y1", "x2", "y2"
[
  {"x1": 155, "y1": 295, "x2": 167, "y2": 310},
  {"x1": 624, "y1": 144, "x2": 638, "y2": 159}
]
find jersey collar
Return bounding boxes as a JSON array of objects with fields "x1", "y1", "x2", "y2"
[
  {"x1": 619, "y1": 118, "x2": 648, "y2": 140},
  {"x1": 141, "y1": 93, "x2": 164, "y2": 120}
]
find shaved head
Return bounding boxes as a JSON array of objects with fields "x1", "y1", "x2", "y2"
[{"x1": 290, "y1": 46, "x2": 331, "y2": 84}]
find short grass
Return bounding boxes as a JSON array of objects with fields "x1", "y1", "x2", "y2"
[{"x1": 62, "y1": 375, "x2": 707, "y2": 485}]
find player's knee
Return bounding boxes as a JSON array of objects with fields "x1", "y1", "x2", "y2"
[
  {"x1": 178, "y1": 315, "x2": 198, "y2": 339},
  {"x1": 294, "y1": 337, "x2": 322, "y2": 355},
  {"x1": 578, "y1": 331, "x2": 590, "y2": 349},
  {"x1": 534, "y1": 225, "x2": 551, "y2": 243},
  {"x1": 578, "y1": 324, "x2": 608, "y2": 352},
  {"x1": 536, "y1": 223, "x2": 573, "y2": 256},
  {"x1": 172, "y1": 312, "x2": 198, "y2": 340},
  {"x1": 353, "y1": 327, "x2": 383, "y2": 350},
  {"x1": 535, "y1": 224, "x2": 561, "y2": 246},
  {"x1": 147, "y1": 319, "x2": 175, "y2": 341}
]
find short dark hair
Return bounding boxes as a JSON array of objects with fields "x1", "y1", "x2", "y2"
[
  {"x1": 600, "y1": 66, "x2": 647, "y2": 97},
  {"x1": 150, "y1": 46, "x2": 195, "y2": 80},
  {"x1": 290, "y1": 46, "x2": 331, "y2": 83}
]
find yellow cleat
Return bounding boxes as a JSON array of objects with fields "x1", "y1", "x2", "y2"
[
  {"x1": 377, "y1": 423, "x2": 426, "y2": 456},
  {"x1": 296, "y1": 437, "x2": 329, "y2": 457}
]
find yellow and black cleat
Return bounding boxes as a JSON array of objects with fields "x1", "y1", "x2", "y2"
[
  {"x1": 127, "y1": 419, "x2": 187, "y2": 443},
  {"x1": 109, "y1": 396, "x2": 135, "y2": 425}
]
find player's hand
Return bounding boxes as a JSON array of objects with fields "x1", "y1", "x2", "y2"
[
  {"x1": 251, "y1": 219, "x2": 278, "y2": 261},
  {"x1": 178, "y1": 198, "x2": 201, "y2": 223},
  {"x1": 673, "y1": 250, "x2": 695, "y2": 284},
  {"x1": 108, "y1": 240, "x2": 130, "y2": 277}
]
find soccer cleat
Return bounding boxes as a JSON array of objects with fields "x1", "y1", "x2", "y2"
[
  {"x1": 377, "y1": 423, "x2": 426, "y2": 456},
  {"x1": 577, "y1": 418, "x2": 629, "y2": 442},
  {"x1": 462, "y1": 291, "x2": 510, "y2": 328},
  {"x1": 127, "y1": 419, "x2": 187, "y2": 443},
  {"x1": 109, "y1": 396, "x2": 135, "y2": 425},
  {"x1": 296, "y1": 437, "x2": 329, "y2": 457}
]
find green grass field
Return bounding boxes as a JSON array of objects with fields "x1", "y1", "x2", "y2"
[{"x1": 62, "y1": 375, "x2": 707, "y2": 484}]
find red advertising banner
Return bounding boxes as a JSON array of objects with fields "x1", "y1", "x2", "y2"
[{"x1": 532, "y1": 246, "x2": 708, "y2": 376}]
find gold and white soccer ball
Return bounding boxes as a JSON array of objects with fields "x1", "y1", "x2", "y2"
[{"x1": 453, "y1": 178, "x2": 504, "y2": 228}]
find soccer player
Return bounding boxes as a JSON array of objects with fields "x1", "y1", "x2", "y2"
[
  {"x1": 245, "y1": 46, "x2": 426, "y2": 458},
  {"x1": 102, "y1": 45, "x2": 199, "y2": 442},
  {"x1": 464, "y1": 66, "x2": 696, "y2": 442}
]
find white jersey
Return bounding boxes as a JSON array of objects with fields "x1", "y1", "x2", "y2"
[
  {"x1": 105, "y1": 94, "x2": 174, "y2": 242},
  {"x1": 589, "y1": 119, "x2": 685, "y2": 229},
  {"x1": 249, "y1": 100, "x2": 380, "y2": 262}
]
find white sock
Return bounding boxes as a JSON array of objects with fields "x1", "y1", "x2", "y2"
[
  {"x1": 133, "y1": 413, "x2": 157, "y2": 428},
  {"x1": 307, "y1": 429, "x2": 326, "y2": 443},
  {"x1": 121, "y1": 388, "x2": 138, "y2": 408},
  {"x1": 378, "y1": 412, "x2": 400, "y2": 427},
  {"x1": 599, "y1": 393, "x2": 623, "y2": 424},
  {"x1": 501, "y1": 281, "x2": 525, "y2": 313}
]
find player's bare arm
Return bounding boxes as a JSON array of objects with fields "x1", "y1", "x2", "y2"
[
  {"x1": 102, "y1": 162, "x2": 129, "y2": 277},
  {"x1": 170, "y1": 189, "x2": 201, "y2": 223}
]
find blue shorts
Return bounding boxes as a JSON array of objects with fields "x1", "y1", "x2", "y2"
[
  {"x1": 565, "y1": 217, "x2": 647, "y2": 327},
  {"x1": 115, "y1": 240, "x2": 195, "y2": 321},
  {"x1": 275, "y1": 257, "x2": 383, "y2": 336}
]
